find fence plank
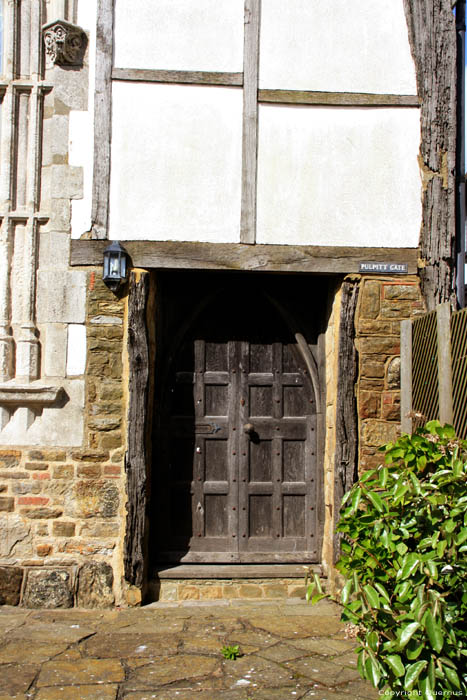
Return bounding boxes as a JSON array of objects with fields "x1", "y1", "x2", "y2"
[{"x1": 436, "y1": 302, "x2": 454, "y2": 425}]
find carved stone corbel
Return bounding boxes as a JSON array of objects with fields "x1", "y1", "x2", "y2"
[{"x1": 43, "y1": 20, "x2": 87, "y2": 67}]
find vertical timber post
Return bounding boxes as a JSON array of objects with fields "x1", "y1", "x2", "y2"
[
  {"x1": 124, "y1": 271, "x2": 150, "y2": 591},
  {"x1": 333, "y1": 278, "x2": 359, "y2": 563},
  {"x1": 436, "y1": 302, "x2": 454, "y2": 425},
  {"x1": 400, "y1": 319, "x2": 413, "y2": 434}
]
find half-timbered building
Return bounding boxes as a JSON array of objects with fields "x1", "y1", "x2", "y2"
[{"x1": 0, "y1": 1, "x2": 462, "y2": 606}]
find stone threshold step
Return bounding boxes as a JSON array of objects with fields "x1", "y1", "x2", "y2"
[
  {"x1": 153, "y1": 564, "x2": 322, "y2": 580},
  {"x1": 148, "y1": 565, "x2": 324, "y2": 602}
]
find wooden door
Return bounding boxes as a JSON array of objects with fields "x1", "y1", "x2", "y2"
[{"x1": 155, "y1": 286, "x2": 319, "y2": 563}]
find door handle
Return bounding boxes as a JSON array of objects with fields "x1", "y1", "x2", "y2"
[{"x1": 243, "y1": 423, "x2": 255, "y2": 435}]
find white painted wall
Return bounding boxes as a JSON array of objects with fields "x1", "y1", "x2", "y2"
[
  {"x1": 108, "y1": 83, "x2": 243, "y2": 243},
  {"x1": 259, "y1": 0, "x2": 417, "y2": 95},
  {"x1": 256, "y1": 106, "x2": 422, "y2": 248},
  {"x1": 114, "y1": 0, "x2": 244, "y2": 72},
  {"x1": 70, "y1": 0, "x2": 97, "y2": 239}
]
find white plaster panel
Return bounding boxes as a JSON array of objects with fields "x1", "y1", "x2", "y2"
[
  {"x1": 36, "y1": 270, "x2": 87, "y2": 323},
  {"x1": 108, "y1": 83, "x2": 243, "y2": 243},
  {"x1": 44, "y1": 323, "x2": 67, "y2": 377},
  {"x1": 66, "y1": 324, "x2": 86, "y2": 376},
  {"x1": 256, "y1": 105, "x2": 422, "y2": 248},
  {"x1": 70, "y1": 0, "x2": 97, "y2": 239},
  {"x1": 0, "y1": 379, "x2": 85, "y2": 446},
  {"x1": 114, "y1": 0, "x2": 244, "y2": 72},
  {"x1": 259, "y1": 0, "x2": 417, "y2": 94}
]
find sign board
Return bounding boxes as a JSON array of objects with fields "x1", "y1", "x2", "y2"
[{"x1": 359, "y1": 262, "x2": 408, "y2": 274}]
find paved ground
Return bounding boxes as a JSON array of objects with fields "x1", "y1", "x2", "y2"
[{"x1": 0, "y1": 599, "x2": 380, "y2": 699}]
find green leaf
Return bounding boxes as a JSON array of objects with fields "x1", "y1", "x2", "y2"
[
  {"x1": 400, "y1": 554, "x2": 420, "y2": 580},
  {"x1": 311, "y1": 594, "x2": 327, "y2": 605},
  {"x1": 396, "y1": 542, "x2": 408, "y2": 556},
  {"x1": 398, "y1": 622, "x2": 420, "y2": 649},
  {"x1": 420, "y1": 675, "x2": 435, "y2": 700},
  {"x1": 351, "y1": 487, "x2": 362, "y2": 513},
  {"x1": 425, "y1": 610, "x2": 443, "y2": 653},
  {"x1": 378, "y1": 467, "x2": 388, "y2": 488},
  {"x1": 363, "y1": 584, "x2": 380, "y2": 609},
  {"x1": 444, "y1": 665, "x2": 461, "y2": 689},
  {"x1": 404, "y1": 660, "x2": 428, "y2": 690},
  {"x1": 364, "y1": 656, "x2": 381, "y2": 688},
  {"x1": 406, "y1": 638, "x2": 424, "y2": 660},
  {"x1": 341, "y1": 579, "x2": 353, "y2": 605},
  {"x1": 366, "y1": 491, "x2": 385, "y2": 513},
  {"x1": 385, "y1": 654, "x2": 405, "y2": 678}
]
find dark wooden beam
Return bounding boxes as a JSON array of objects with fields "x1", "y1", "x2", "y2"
[
  {"x1": 259, "y1": 89, "x2": 420, "y2": 107},
  {"x1": 403, "y1": 0, "x2": 458, "y2": 309},
  {"x1": 333, "y1": 278, "x2": 360, "y2": 564},
  {"x1": 124, "y1": 271, "x2": 151, "y2": 588},
  {"x1": 112, "y1": 67, "x2": 243, "y2": 87},
  {"x1": 71, "y1": 239, "x2": 419, "y2": 275}
]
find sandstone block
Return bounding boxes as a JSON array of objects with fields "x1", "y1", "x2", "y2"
[
  {"x1": 0, "y1": 566, "x2": 23, "y2": 605},
  {"x1": 25, "y1": 462, "x2": 49, "y2": 471},
  {"x1": 383, "y1": 283, "x2": 420, "y2": 300},
  {"x1": 69, "y1": 480, "x2": 119, "y2": 519},
  {"x1": 76, "y1": 561, "x2": 115, "y2": 608},
  {"x1": 358, "y1": 320, "x2": 393, "y2": 336},
  {"x1": 53, "y1": 521, "x2": 76, "y2": 537},
  {"x1": 380, "y1": 299, "x2": 413, "y2": 319},
  {"x1": 99, "y1": 383, "x2": 123, "y2": 402},
  {"x1": 12, "y1": 481, "x2": 42, "y2": 495},
  {"x1": 98, "y1": 431, "x2": 122, "y2": 450},
  {"x1": 36, "y1": 544, "x2": 53, "y2": 557},
  {"x1": 79, "y1": 521, "x2": 119, "y2": 538},
  {"x1": 53, "y1": 464, "x2": 74, "y2": 479},
  {"x1": 0, "y1": 450, "x2": 21, "y2": 468},
  {"x1": 358, "y1": 337, "x2": 400, "y2": 356},
  {"x1": 0, "y1": 470, "x2": 29, "y2": 479},
  {"x1": 360, "y1": 358, "x2": 385, "y2": 379},
  {"x1": 0, "y1": 497, "x2": 14, "y2": 511},
  {"x1": 0, "y1": 515, "x2": 34, "y2": 558},
  {"x1": 359, "y1": 280, "x2": 381, "y2": 319},
  {"x1": 71, "y1": 450, "x2": 109, "y2": 462},
  {"x1": 28, "y1": 450, "x2": 66, "y2": 462},
  {"x1": 359, "y1": 391, "x2": 380, "y2": 419},
  {"x1": 77, "y1": 464, "x2": 102, "y2": 479},
  {"x1": 20, "y1": 507, "x2": 63, "y2": 519},
  {"x1": 382, "y1": 392, "x2": 401, "y2": 421},
  {"x1": 22, "y1": 569, "x2": 73, "y2": 608},
  {"x1": 362, "y1": 420, "x2": 400, "y2": 448}
]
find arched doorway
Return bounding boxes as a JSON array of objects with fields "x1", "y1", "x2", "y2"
[{"x1": 152, "y1": 273, "x2": 323, "y2": 565}]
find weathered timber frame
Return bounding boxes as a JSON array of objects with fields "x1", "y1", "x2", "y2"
[
  {"x1": 89, "y1": 0, "x2": 420, "y2": 249},
  {"x1": 124, "y1": 271, "x2": 151, "y2": 587},
  {"x1": 403, "y1": 0, "x2": 458, "y2": 310},
  {"x1": 333, "y1": 278, "x2": 360, "y2": 563},
  {"x1": 71, "y1": 240, "x2": 418, "y2": 274}
]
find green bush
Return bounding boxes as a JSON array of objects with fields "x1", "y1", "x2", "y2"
[{"x1": 307, "y1": 421, "x2": 467, "y2": 699}]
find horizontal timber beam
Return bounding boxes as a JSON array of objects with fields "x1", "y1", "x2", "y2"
[
  {"x1": 258, "y1": 90, "x2": 420, "y2": 107},
  {"x1": 71, "y1": 240, "x2": 419, "y2": 275},
  {"x1": 112, "y1": 67, "x2": 243, "y2": 87}
]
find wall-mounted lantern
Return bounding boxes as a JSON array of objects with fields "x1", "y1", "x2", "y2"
[{"x1": 102, "y1": 241, "x2": 129, "y2": 293}]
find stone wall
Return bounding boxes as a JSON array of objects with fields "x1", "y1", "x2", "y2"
[
  {"x1": 355, "y1": 276, "x2": 424, "y2": 474},
  {"x1": 0, "y1": 272, "x2": 128, "y2": 608}
]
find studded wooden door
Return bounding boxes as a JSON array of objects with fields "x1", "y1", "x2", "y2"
[{"x1": 155, "y1": 287, "x2": 319, "y2": 563}]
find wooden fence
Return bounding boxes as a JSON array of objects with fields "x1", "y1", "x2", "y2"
[{"x1": 401, "y1": 303, "x2": 467, "y2": 438}]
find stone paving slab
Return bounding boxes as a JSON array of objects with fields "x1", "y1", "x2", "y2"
[{"x1": 0, "y1": 599, "x2": 379, "y2": 699}]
